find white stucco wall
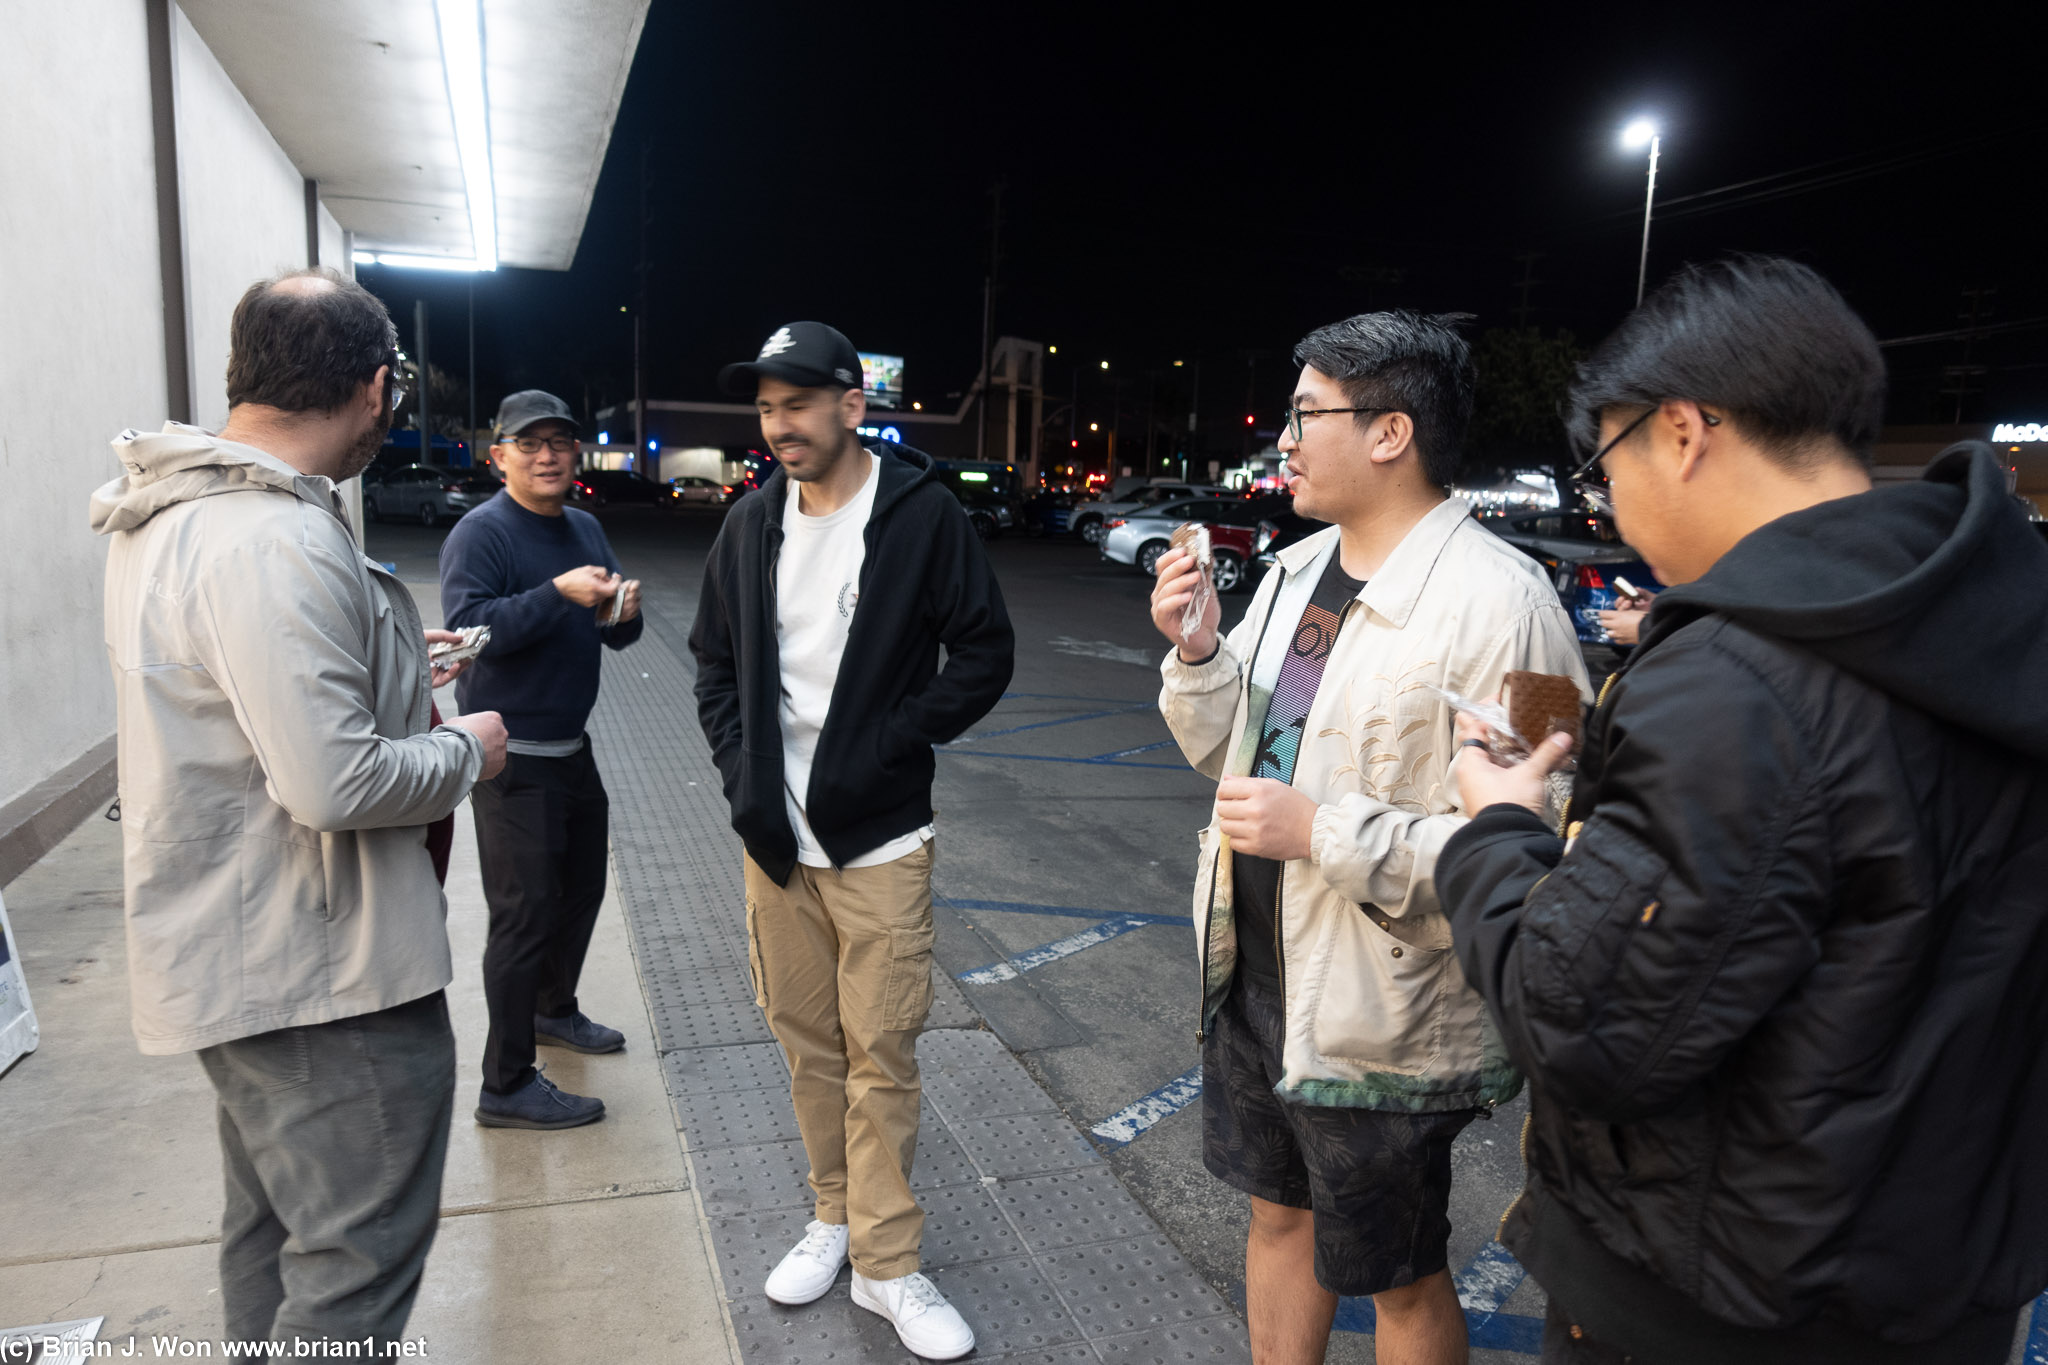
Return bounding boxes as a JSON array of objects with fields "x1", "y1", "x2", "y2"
[
  {"x1": 0, "y1": 0, "x2": 167, "y2": 817},
  {"x1": 174, "y1": 4, "x2": 310, "y2": 431},
  {"x1": 317, "y1": 200, "x2": 346, "y2": 272}
]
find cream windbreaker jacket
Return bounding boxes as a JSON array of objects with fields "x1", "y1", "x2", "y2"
[
  {"x1": 91, "y1": 424, "x2": 483, "y2": 1054},
  {"x1": 1159, "y1": 498, "x2": 1589, "y2": 1110}
]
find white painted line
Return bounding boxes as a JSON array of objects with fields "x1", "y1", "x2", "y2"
[
  {"x1": 1046, "y1": 636, "x2": 1163, "y2": 667},
  {"x1": 1090, "y1": 1065, "x2": 1203, "y2": 1146},
  {"x1": 956, "y1": 915, "x2": 1152, "y2": 986}
]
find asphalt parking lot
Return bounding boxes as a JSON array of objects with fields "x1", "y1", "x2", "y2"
[{"x1": 365, "y1": 500, "x2": 1633, "y2": 1363}]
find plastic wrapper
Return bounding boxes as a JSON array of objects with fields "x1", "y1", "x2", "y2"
[
  {"x1": 1428, "y1": 678, "x2": 1580, "y2": 774},
  {"x1": 1170, "y1": 523, "x2": 1212, "y2": 644}
]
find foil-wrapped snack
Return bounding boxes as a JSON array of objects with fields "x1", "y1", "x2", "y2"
[
  {"x1": 1169, "y1": 523, "x2": 1213, "y2": 644},
  {"x1": 428, "y1": 624, "x2": 491, "y2": 668}
]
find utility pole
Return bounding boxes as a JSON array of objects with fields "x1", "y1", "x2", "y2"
[
  {"x1": 466, "y1": 276, "x2": 476, "y2": 464},
  {"x1": 1634, "y1": 132, "x2": 1662, "y2": 307},
  {"x1": 1188, "y1": 358, "x2": 1201, "y2": 481},
  {"x1": 977, "y1": 179, "x2": 1005, "y2": 462},
  {"x1": 1511, "y1": 251, "x2": 1542, "y2": 329},
  {"x1": 414, "y1": 298, "x2": 431, "y2": 462},
  {"x1": 633, "y1": 144, "x2": 652, "y2": 474},
  {"x1": 1940, "y1": 286, "x2": 1996, "y2": 423}
]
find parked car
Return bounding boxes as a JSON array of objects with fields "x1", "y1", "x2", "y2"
[
  {"x1": 1023, "y1": 488, "x2": 1082, "y2": 537},
  {"x1": 935, "y1": 461, "x2": 1026, "y2": 540},
  {"x1": 570, "y1": 469, "x2": 669, "y2": 507},
  {"x1": 1100, "y1": 497, "x2": 1271, "y2": 586},
  {"x1": 1070, "y1": 483, "x2": 1235, "y2": 545},
  {"x1": 1252, "y1": 507, "x2": 1328, "y2": 568},
  {"x1": 667, "y1": 475, "x2": 733, "y2": 505},
  {"x1": 1486, "y1": 511, "x2": 1664, "y2": 644},
  {"x1": 365, "y1": 464, "x2": 500, "y2": 526}
]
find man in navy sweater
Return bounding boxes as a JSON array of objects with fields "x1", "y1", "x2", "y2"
[{"x1": 440, "y1": 390, "x2": 643, "y2": 1130}]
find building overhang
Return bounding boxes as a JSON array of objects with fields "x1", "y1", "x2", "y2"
[{"x1": 177, "y1": 0, "x2": 648, "y2": 271}]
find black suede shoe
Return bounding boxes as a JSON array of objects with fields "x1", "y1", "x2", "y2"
[
  {"x1": 475, "y1": 1070, "x2": 605, "y2": 1130},
  {"x1": 534, "y1": 1010, "x2": 626, "y2": 1054}
]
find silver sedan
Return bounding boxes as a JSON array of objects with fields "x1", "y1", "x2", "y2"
[{"x1": 1100, "y1": 498, "x2": 1251, "y2": 591}]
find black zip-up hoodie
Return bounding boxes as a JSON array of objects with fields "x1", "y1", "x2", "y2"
[
  {"x1": 1438, "y1": 444, "x2": 2048, "y2": 1363},
  {"x1": 690, "y1": 440, "x2": 1014, "y2": 885}
]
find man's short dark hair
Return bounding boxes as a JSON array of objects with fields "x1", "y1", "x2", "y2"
[
  {"x1": 226, "y1": 267, "x2": 400, "y2": 414},
  {"x1": 1566, "y1": 256, "x2": 1886, "y2": 467},
  {"x1": 1292, "y1": 311, "x2": 1475, "y2": 489}
]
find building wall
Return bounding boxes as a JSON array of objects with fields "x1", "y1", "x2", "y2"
[
  {"x1": 0, "y1": 0, "x2": 167, "y2": 834},
  {"x1": 1, "y1": 1, "x2": 328, "y2": 878},
  {"x1": 174, "y1": 4, "x2": 313, "y2": 430}
]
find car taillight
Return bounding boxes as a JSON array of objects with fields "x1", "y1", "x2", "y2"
[
  {"x1": 1574, "y1": 565, "x2": 1607, "y2": 590},
  {"x1": 722, "y1": 485, "x2": 734, "y2": 494},
  {"x1": 441, "y1": 482, "x2": 463, "y2": 492},
  {"x1": 1105, "y1": 517, "x2": 1126, "y2": 529},
  {"x1": 1256, "y1": 520, "x2": 1276, "y2": 553}
]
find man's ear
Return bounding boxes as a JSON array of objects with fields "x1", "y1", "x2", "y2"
[
  {"x1": 1667, "y1": 400, "x2": 1715, "y2": 483},
  {"x1": 1368, "y1": 411, "x2": 1416, "y2": 466},
  {"x1": 840, "y1": 385, "x2": 867, "y2": 431},
  {"x1": 367, "y1": 364, "x2": 391, "y2": 419}
]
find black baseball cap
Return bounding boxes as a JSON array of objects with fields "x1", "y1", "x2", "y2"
[
  {"x1": 719, "y1": 322, "x2": 862, "y2": 396},
  {"x1": 492, "y1": 389, "x2": 576, "y2": 438}
]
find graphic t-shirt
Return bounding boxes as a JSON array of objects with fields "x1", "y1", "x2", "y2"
[
  {"x1": 777, "y1": 456, "x2": 933, "y2": 867},
  {"x1": 1233, "y1": 555, "x2": 1365, "y2": 984}
]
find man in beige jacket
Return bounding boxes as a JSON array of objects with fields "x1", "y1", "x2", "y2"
[
  {"x1": 92, "y1": 268, "x2": 505, "y2": 1354},
  {"x1": 1151, "y1": 312, "x2": 1587, "y2": 1365}
]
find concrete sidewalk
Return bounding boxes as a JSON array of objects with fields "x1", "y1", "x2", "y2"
[{"x1": 0, "y1": 784, "x2": 738, "y2": 1362}]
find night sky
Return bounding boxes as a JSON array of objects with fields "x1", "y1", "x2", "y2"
[{"x1": 365, "y1": 0, "x2": 2045, "y2": 450}]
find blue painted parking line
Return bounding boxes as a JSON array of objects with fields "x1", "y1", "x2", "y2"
[
  {"x1": 2027, "y1": 1290, "x2": 2048, "y2": 1363},
  {"x1": 936, "y1": 894, "x2": 1191, "y2": 926},
  {"x1": 936, "y1": 748, "x2": 1189, "y2": 770},
  {"x1": 948, "y1": 701, "x2": 1156, "y2": 744},
  {"x1": 1090, "y1": 1065, "x2": 1204, "y2": 1146},
  {"x1": 1333, "y1": 1241, "x2": 1544, "y2": 1352},
  {"x1": 1000, "y1": 690, "x2": 1153, "y2": 705},
  {"x1": 956, "y1": 914, "x2": 1154, "y2": 985},
  {"x1": 1090, "y1": 739, "x2": 1179, "y2": 760}
]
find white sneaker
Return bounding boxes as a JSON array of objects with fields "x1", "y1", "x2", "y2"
[
  {"x1": 851, "y1": 1270, "x2": 976, "y2": 1359},
  {"x1": 764, "y1": 1221, "x2": 849, "y2": 1305}
]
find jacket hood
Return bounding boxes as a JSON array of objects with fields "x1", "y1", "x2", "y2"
[
  {"x1": 1645, "y1": 442, "x2": 2048, "y2": 757},
  {"x1": 89, "y1": 422, "x2": 341, "y2": 535}
]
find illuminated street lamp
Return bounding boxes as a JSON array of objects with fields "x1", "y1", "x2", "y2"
[{"x1": 1622, "y1": 118, "x2": 1660, "y2": 306}]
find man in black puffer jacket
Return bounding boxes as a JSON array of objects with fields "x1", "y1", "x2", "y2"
[{"x1": 1441, "y1": 257, "x2": 2048, "y2": 1364}]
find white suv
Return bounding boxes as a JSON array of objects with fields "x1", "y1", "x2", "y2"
[{"x1": 1069, "y1": 483, "x2": 1233, "y2": 545}]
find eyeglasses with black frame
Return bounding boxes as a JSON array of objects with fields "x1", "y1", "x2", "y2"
[
  {"x1": 508, "y1": 433, "x2": 582, "y2": 456},
  {"x1": 1570, "y1": 403, "x2": 1722, "y2": 516},
  {"x1": 1283, "y1": 405, "x2": 1394, "y2": 443}
]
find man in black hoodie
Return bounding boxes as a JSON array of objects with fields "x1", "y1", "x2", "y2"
[
  {"x1": 691, "y1": 322, "x2": 1013, "y2": 1359},
  {"x1": 1441, "y1": 257, "x2": 2048, "y2": 1364}
]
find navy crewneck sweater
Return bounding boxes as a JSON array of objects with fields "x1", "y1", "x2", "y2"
[{"x1": 440, "y1": 490, "x2": 643, "y2": 741}]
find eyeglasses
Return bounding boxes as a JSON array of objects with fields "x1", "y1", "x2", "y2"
[
  {"x1": 1569, "y1": 404, "x2": 1721, "y2": 517},
  {"x1": 509, "y1": 433, "x2": 582, "y2": 455},
  {"x1": 1283, "y1": 406, "x2": 1393, "y2": 443},
  {"x1": 385, "y1": 365, "x2": 413, "y2": 408}
]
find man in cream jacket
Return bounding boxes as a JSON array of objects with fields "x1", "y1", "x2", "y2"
[
  {"x1": 1151, "y1": 312, "x2": 1586, "y2": 1365},
  {"x1": 92, "y1": 269, "x2": 505, "y2": 1354}
]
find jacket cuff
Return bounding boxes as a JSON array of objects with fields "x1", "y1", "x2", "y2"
[
  {"x1": 1160, "y1": 640, "x2": 1238, "y2": 693},
  {"x1": 1440, "y1": 802, "x2": 1553, "y2": 867}
]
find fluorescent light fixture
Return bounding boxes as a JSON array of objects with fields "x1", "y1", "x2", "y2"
[
  {"x1": 353, "y1": 251, "x2": 486, "y2": 272},
  {"x1": 433, "y1": 0, "x2": 497, "y2": 271},
  {"x1": 1622, "y1": 118, "x2": 1657, "y2": 149}
]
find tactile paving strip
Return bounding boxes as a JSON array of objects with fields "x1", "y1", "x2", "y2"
[
  {"x1": 1037, "y1": 1237, "x2": 1233, "y2": 1340},
  {"x1": 662, "y1": 1042, "x2": 789, "y2": 1097},
  {"x1": 587, "y1": 606, "x2": 1249, "y2": 1365},
  {"x1": 1090, "y1": 1317, "x2": 1253, "y2": 1365}
]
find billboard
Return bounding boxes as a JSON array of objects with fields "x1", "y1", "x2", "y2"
[{"x1": 859, "y1": 353, "x2": 904, "y2": 409}]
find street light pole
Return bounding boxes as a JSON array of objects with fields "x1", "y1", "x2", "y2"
[{"x1": 1623, "y1": 120, "x2": 1661, "y2": 306}]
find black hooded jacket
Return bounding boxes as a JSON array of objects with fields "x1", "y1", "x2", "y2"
[
  {"x1": 1438, "y1": 444, "x2": 2048, "y2": 1363},
  {"x1": 690, "y1": 440, "x2": 1014, "y2": 885}
]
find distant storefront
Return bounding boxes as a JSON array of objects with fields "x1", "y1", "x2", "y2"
[{"x1": 1874, "y1": 423, "x2": 2047, "y2": 515}]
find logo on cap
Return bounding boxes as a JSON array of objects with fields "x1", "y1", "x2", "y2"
[
  {"x1": 759, "y1": 327, "x2": 795, "y2": 359},
  {"x1": 834, "y1": 368, "x2": 856, "y2": 384}
]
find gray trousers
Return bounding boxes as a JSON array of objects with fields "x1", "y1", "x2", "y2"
[{"x1": 197, "y1": 991, "x2": 455, "y2": 1353}]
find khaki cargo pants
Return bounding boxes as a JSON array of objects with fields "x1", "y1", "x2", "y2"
[{"x1": 743, "y1": 841, "x2": 935, "y2": 1279}]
